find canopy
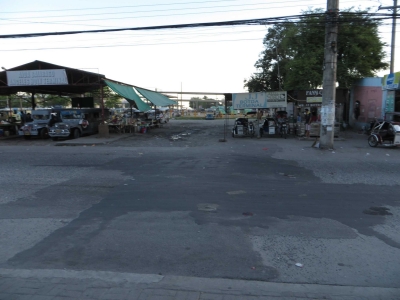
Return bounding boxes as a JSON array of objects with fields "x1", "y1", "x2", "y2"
[
  {"x1": 104, "y1": 80, "x2": 151, "y2": 112},
  {"x1": 134, "y1": 86, "x2": 177, "y2": 107}
]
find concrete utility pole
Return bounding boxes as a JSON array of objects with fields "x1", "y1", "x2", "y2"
[
  {"x1": 320, "y1": 0, "x2": 339, "y2": 149},
  {"x1": 379, "y1": 0, "x2": 399, "y2": 73}
]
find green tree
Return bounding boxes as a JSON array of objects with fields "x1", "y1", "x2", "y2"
[
  {"x1": 244, "y1": 8, "x2": 388, "y2": 91},
  {"x1": 35, "y1": 94, "x2": 71, "y2": 107},
  {"x1": 89, "y1": 87, "x2": 123, "y2": 109}
]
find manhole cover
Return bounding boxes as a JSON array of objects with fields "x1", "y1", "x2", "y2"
[
  {"x1": 197, "y1": 203, "x2": 219, "y2": 212},
  {"x1": 363, "y1": 206, "x2": 392, "y2": 216}
]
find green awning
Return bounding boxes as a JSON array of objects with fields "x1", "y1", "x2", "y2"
[
  {"x1": 104, "y1": 79, "x2": 151, "y2": 112},
  {"x1": 134, "y1": 86, "x2": 177, "y2": 107}
]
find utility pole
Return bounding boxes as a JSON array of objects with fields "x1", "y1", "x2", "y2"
[
  {"x1": 320, "y1": 0, "x2": 339, "y2": 149},
  {"x1": 379, "y1": 0, "x2": 399, "y2": 73}
]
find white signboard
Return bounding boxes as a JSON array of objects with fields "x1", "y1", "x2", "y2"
[
  {"x1": 6, "y1": 69, "x2": 68, "y2": 86},
  {"x1": 232, "y1": 92, "x2": 267, "y2": 109},
  {"x1": 266, "y1": 91, "x2": 287, "y2": 108},
  {"x1": 232, "y1": 91, "x2": 287, "y2": 109}
]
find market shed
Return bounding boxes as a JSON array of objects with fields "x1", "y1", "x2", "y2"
[
  {"x1": 0, "y1": 60, "x2": 177, "y2": 110},
  {"x1": 0, "y1": 60, "x2": 177, "y2": 137},
  {"x1": 0, "y1": 60, "x2": 105, "y2": 98}
]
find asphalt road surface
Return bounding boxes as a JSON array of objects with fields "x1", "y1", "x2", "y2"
[{"x1": 0, "y1": 119, "x2": 399, "y2": 290}]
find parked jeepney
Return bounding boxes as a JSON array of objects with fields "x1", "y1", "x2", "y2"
[
  {"x1": 48, "y1": 108, "x2": 109, "y2": 141},
  {"x1": 18, "y1": 109, "x2": 52, "y2": 139}
]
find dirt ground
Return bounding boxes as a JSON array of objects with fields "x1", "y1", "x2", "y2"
[
  {"x1": 0, "y1": 119, "x2": 243, "y2": 148},
  {"x1": 0, "y1": 118, "x2": 365, "y2": 148}
]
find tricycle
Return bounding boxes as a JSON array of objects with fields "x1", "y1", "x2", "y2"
[
  {"x1": 259, "y1": 113, "x2": 288, "y2": 138},
  {"x1": 368, "y1": 119, "x2": 400, "y2": 147},
  {"x1": 232, "y1": 117, "x2": 255, "y2": 138}
]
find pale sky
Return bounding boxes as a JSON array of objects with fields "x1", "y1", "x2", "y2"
[{"x1": 1, "y1": 0, "x2": 398, "y2": 99}]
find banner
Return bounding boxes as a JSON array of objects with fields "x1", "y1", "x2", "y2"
[
  {"x1": 232, "y1": 91, "x2": 287, "y2": 109},
  {"x1": 6, "y1": 69, "x2": 68, "y2": 86},
  {"x1": 306, "y1": 97, "x2": 322, "y2": 103}
]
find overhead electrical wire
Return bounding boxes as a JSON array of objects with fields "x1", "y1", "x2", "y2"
[
  {"x1": 1, "y1": 12, "x2": 396, "y2": 40},
  {"x1": 0, "y1": 2, "x2": 292, "y2": 20},
  {"x1": 0, "y1": 0, "x2": 240, "y2": 13}
]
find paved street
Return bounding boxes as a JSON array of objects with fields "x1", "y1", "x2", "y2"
[{"x1": 0, "y1": 119, "x2": 399, "y2": 299}]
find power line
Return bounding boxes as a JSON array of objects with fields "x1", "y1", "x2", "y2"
[
  {"x1": 0, "y1": 0, "x2": 239, "y2": 14},
  {"x1": 1, "y1": 12, "x2": 396, "y2": 39},
  {"x1": 3, "y1": 27, "x2": 268, "y2": 45},
  {"x1": 0, "y1": 2, "x2": 290, "y2": 20},
  {"x1": 0, "y1": 37, "x2": 265, "y2": 51},
  {"x1": 0, "y1": 15, "x2": 309, "y2": 39},
  {"x1": 0, "y1": 1, "x2": 377, "y2": 27},
  {"x1": 0, "y1": 6, "x2": 313, "y2": 25}
]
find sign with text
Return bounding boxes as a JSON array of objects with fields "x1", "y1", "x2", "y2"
[
  {"x1": 232, "y1": 92, "x2": 267, "y2": 109},
  {"x1": 266, "y1": 91, "x2": 287, "y2": 108},
  {"x1": 306, "y1": 97, "x2": 322, "y2": 103},
  {"x1": 232, "y1": 91, "x2": 287, "y2": 109},
  {"x1": 382, "y1": 72, "x2": 400, "y2": 90},
  {"x1": 6, "y1": 69, "x2": 68, "y2": 86}
]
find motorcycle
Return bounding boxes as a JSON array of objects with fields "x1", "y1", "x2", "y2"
[
  {"x1": 277, "y1": 120, "x2": 288, "y2": 139},
  {"x1": 232, "y1": 117, "x2": 255, "y2": 138},
  {"x1": 368, "y1": 119, "x2": 400, "y2": 147},
  {"x1": 275, "y1": 111, "x2": 288, "y2": 139}
]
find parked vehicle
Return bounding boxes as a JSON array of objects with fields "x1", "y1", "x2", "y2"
[
  {"x1": 232, "y1": 117, "x2": 255, "y2": 138},
  {"x1": 18, "y1": 109, "x2": 52, "y2": 139},
  {"x1": 259, "y1": 117, "x2": 277, "y2": 137},
  {"x1": 205, "y1": 109, "x2": 215, "y2": 120},
  {"x1": 368, "y1": 119, "x2": 400, "y2": 147},
  {"x1": 48, "y1": 108, "x2": 109, "y2": 141},
  {"x1": 275, "y1": 111, "x2": 288, "y2": 139}
]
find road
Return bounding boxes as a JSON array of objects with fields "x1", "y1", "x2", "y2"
[{"x1": 0, "y1": 119, "x2": 399, "y2": 299}]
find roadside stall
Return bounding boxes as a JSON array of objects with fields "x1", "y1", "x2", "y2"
[
  {"x1": 104, "y1": 80, "x2": 176, "y2": 133},
  {"x1": 0, "y1": 109, "x2": 22, "y2": 137},
  {"x1": 293, "y1": 89, "x2": 346, "y2": 137}
]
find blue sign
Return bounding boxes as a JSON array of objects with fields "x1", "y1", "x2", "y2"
[{"x1": 387, "y1": 73, "x2": 394, "y2": 85}]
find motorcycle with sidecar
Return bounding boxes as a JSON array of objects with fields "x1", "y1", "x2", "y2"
[
  {"x1": 231, "y1": 117, "x2": 255, "y2": 138},
  {"x1": 368, "y1": 119, "x2": 400, "y2": 147},
  {"x1": 259, "y1": 111, "x2": 288, "y2": 138}
]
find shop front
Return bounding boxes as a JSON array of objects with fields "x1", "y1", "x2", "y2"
[
  {"x1": 288, "y1": 89, "x2": 348, "y2": 137},
  {"x1": 349, "y1": 77, "x2": 384, "y2": 130}
]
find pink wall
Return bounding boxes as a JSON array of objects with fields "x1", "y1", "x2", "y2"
[{"x1": 353, "y1": 86, "x2": 383, "y2": 122}]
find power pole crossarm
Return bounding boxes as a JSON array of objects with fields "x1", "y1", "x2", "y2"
[{"x1": 319, "y1": 0, "x2": 339, "y2": 149}]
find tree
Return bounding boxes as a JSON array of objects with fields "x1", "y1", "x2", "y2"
[
  {"x1": 35, "y1": 94, "x2": 71, "y2": 107},
  {"x1": 90, "y1": 87, "x2": 123, "y2": 109},
  {"x1": 244, "y1": 8, "x2": 389, "y2": 91}
]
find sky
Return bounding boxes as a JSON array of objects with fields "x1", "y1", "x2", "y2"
[{"x1": 1, "y1": 0, "x2": 399, "y2": 101}]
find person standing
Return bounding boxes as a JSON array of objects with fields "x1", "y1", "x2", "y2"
[{"x1": 304, "y1": 109, "x2": 311, "y2": 138}]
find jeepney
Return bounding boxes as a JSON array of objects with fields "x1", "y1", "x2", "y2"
[
  {"x1": 48, "y1": 108, "x2": 108, "y2": 141},
  {"x1": 18, "y1": 109, "x2": 52, "y2": 139}
]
